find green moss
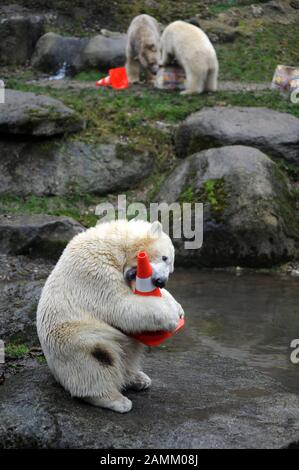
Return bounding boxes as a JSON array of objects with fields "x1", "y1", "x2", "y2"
[
  {"x1": 0, "y1": 194, "x2": 99, "y2": 228},
  {"x1": 178, "y1": 178, "x2": 228, "y2": 216},
  {"x1": 276, "y1": 160, "x2": 299, "y2": 182},
  {"x1": 5, "y1": 344, "x2": 29, "y2": 359},
  {"x1": 200, "y1": 178, "x2": 228, "y2": 214},
  {"x1": 179, "y1": 186, "x2": 196, "y2": 204},
  {"x1": 270, "y1": 165, "x2": 299, "y2": 239},
  {"x1": 35, "y1": 355, "x2": 47, "y2": 364}
]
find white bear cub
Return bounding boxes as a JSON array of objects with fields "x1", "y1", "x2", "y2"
[
  {"x1": 37, "y1": 220, "x2": 184, "y2": 413},
  {"x1": 126, "y1": 14, "x2": 161, "y2": 83},
  {"x1": 160, "y1": 20, "x2": 219, "y2": 94}
]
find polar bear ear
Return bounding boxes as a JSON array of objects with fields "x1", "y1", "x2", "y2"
[{"x1": 149, "y1": 221, "x2": 163, "y2": 239}]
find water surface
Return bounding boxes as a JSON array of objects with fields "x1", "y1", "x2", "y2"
[{"x1": 168, "y1": 269, "x2": 299, "y2": 394}]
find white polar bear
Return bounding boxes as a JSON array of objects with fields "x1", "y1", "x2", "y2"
[
  {"x1": 37, "y1": 220, "x2": 184, "y2": 413},
  {"x1": 160, "y1": 20, "x2": 219, "y2": 94},
  {"x1": 126, "y1": 14, "x2": 161, "y2": 83}
]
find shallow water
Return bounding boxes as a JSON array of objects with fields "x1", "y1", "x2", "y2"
[{"x1": 168, "y1": 269, "x2": 299, "y2": 394}]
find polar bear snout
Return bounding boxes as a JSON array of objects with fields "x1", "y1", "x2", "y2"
[
  {"x1": 151, "y1": 262, "x2": 171, "y2": 288},
  {"x1": 152, "y1": 275, "x2": 167, "y2": 289},
  {"x1": 124, "y1": 264, "x2": 169, "y2": 289},
  {"x1": 149, "y1": 63, "x2": 159, "y2": 75}
]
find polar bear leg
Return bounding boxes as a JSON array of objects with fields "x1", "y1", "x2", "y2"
[
  {"x1": 126, "y1": 57, "x2": 141, "y2": 83},
  {"x1": 205, "y1": 65, "x2": 218, "y2": 92},
  {"x1": 181, "y1": 63, "x2": 207, "y2": 95},
  {"x1": 84, "y1": 392, "x2": 132, "y2": 413},
  {"x1": 45, "y1": 321, "x2": 128, "y2": 403},
  {"x1": 122, "y1": 340, "x2": 152, "y2": 391}
]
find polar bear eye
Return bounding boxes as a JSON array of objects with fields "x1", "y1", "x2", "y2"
[{"x1": 162, "y1": 256, "x2": 168, "y2": 262}]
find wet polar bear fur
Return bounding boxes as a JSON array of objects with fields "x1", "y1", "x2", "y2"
[
  {"x1": 37, "y1": 220, "x2": 184, "y2": 413},
  {"x1": 161, "y1": 20, "x2": 218, "y2": 94},
  {"x1": 126, "y1": 14, "x2": 161, "y2": 83}
]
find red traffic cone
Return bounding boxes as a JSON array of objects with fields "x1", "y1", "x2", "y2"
[
  {"x1": 96, "y1": 75, "x2": 111, "y2": 87},
  {"x1": 96, "y1": 67, "x2": 129, "y2": 89},
  {"x1": 134, "y1": 251, "x2": 161, "y2": 297},
  {"x1": 109, "y1": 67, "x2": 129, "y2": 89},
  {"x1": 130, "y1": 251, "x2": 185, "y2": 347}
]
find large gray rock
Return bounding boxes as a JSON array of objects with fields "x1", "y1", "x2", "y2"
[
  {"x1": 1, "y1": 336, "x2": 299, "y2": 448},
  {"x1": 31, "y1": 32, "x2": 88, "y2": 74},
  {"x1": 0, "y1": 140, "x2": 153, "y2": 196},
  {"x1": 0, "y1": 90, "x2": 85, "y2": 137},
  {"x1": 80, "y1": 34, "x2": 127, "y2": 71},
  {"x1": 0, "y1": 254, "x2": 54, "y2": 344},
  {"x1": 157, "y1": 145, "x2": 299, "y2": 268},
  {"x1": 31, "y1": 32, "x2": 127, "y2": 75},
  {"x1": 0, "y1": 215, "x2": 84, "y2": 259},
  {"x1": 0, "y1": 6, "x2": 45, "y2": 65},
  {"x1": 0, "y1": 279, "x2": 43, "y2": 345},
  {"x1": 175, "y1": 107, "x2": 299, "y2": 164}
]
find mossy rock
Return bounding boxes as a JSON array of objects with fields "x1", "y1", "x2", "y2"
[{"x1": 157, "y1": 145, "x2": 299, "y2": 268}]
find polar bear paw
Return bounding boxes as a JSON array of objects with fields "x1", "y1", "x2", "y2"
[
  {"x1": 109, "y1": 396, "x2": 133, "y2": 413},
  {"x1": 84, "y1": 394, "x2": 132, "y2": 413},
  {"x1": 127, "y1": 371, "x2": 152, "y2": 391}
]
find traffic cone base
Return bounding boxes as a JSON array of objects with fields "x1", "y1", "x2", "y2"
[{"x1": 132, "y1": 316, "x2": 185, "y2": 347}]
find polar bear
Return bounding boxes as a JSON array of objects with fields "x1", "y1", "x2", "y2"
[
  {"x1": 37, "y1": 220, "x2": 184, "y2": 413},
  {"x1": 160, "y1": 20, "x2": 219, "y2": 94},
  {"x1": 126, "y1": 14, "x2": 161, "y2": 83}
]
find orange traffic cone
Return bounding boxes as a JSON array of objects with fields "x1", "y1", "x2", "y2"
[
  {"x1": 96, "y1": 75, "x2": 111, "y2": 87},
  {"x1": 96, "y1": 67, "x2": 129, "y2": 89},
  {"x1": 134, "y1": 251, "x2": 161, "y2": 297},
  {"x1": 109, "y1": 67, "x2": 129, "y2": 89},
  {"x1": 130, "y1": 251, "x2": 185, "y2": 347}
]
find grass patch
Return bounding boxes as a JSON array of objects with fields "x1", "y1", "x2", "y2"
[
  {"x1": 210, "y1": 0, "x2": 238, "y2": 15},
  {"x1": 73, "y1": 70, "x2": 105, "y2": 81},
  {"x1": 217, "y1": 24, "x2": 299, "y2": 82},
  {"x1": 7, "y1": 81, "x2": 299, "y2": 126},
  {"x1": 0, "y1": 194, "x2": 101, "y2": 228},
  {"x1": 35, "y1": 355, "x2": 47, "y2": 364},
  {"x1": 179, "y1": 178, "x2": 228, "y2": 215},
  {"x1": 5, "y1": 344, "x2": 29, "y2": 359}
]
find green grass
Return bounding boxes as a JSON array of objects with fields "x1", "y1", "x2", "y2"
[
  {"x1": 217, "y1": 24, "x2": 299, "y2": 82},
  {"x1": 74, "y1": 70, "x2": 105, "y2": 81},
  {"x1": 5, "y1": 343, "x2": 47, "y2": 364},
  {"x1": 5, "y1": 344, "x2": 29, "y2": 359},
  {"x1": 210, "y1": 0, "x2": 238, "y2": 15},
  {"x1": 0, "y1": 194, "x2": 100, "y2": 228},
  {"x1": 6, "y1": 81, "x2": 299, "y2": 127}
]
